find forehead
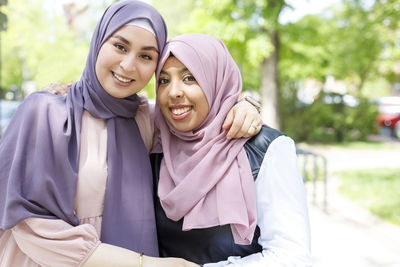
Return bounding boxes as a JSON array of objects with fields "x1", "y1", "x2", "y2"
[
  {"x1": 162, "y1": 56, "x2": 186, "y2": 71},
  {"x1": 110, "y1": 25, "x2": 158, "y2": 48}
]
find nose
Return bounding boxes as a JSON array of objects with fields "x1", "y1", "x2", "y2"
[
  {"x1": 120, "y1": 55, "x2": 137, "y2": 73},
  {"x1": 168, "y1": 79, "x2": 184, "y2": 98}
]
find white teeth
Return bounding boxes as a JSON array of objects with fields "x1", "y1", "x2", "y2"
[
  {"x1": 113, "y1": 72, "x2": 132, "y2": 83},
  {"x1": 171, "y1": 106, "x2": 191, "y2": 115}
]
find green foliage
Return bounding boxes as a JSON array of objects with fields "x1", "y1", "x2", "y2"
[
  {"x1": 338, "y1": 168, "x2": 400, "y2": 225},
  {"x1": 173, "y1": 0, "x2": 397, "y2": 141},
  {"x1": 1, "y1": 0, "x2": 89, "y2": 96},
  {"x1": 176, "y1": 0, "x2": 279, "y2": 91},
  {"x1": 279, "y1": 15, "x2": 331, "y2": 82},
  {"x1": 372, "y1": 0, "x2": 400, "y2": 85},
  {"x1": 281, "y1": 91, "x2": 378, "y2": 143},
  {"x1": 280, "y1": 0, "x2": 400, "y2": 99},
  {"x1": 142, "y1": 75, "x2": 156, "y2": 99},
  {"x1": 278, "y1": 0, "x2": 400, "y2": 142},
  {"x1": 326, "y1": 1, "x2": 382, "y2": 92},
  {"x1": 151, "y1": 0, "x2": 194, "y2": 39}
]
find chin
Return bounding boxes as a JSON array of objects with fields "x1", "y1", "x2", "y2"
[{"x1": 106, "y1": 90, "x2": 133, "y2": 99}]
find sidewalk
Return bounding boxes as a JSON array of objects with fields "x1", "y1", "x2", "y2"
[
  {"x1": 307, "y1": 179, "x2": 400, "y2": 267},
  {"x1": 302, "y1": 142, "x2": 400, "y2": 267}
]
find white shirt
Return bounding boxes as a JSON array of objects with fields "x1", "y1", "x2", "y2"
[{"x1": 204, "y1": 135, "x2": 312, "y2": 267}]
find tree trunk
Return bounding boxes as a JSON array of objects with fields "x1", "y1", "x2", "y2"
[
  {"x1": 261, "y1": 30, "x2": 280, "y2": 129},
  {"x1": 357, "y1": 68, "x2": 368, "y2": 97}
]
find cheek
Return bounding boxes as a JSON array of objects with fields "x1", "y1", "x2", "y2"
[
  {"x1": 95, "y1": 59, "x2": 105, "y2": 84},
  {"x1": 157, "y1": 89, "x2": 167, "y2": 107},
  {"x1": 158, "y1": 89, "x2": 171, "y2": 116},
  {"x1": 199, "y1": 105, "x2": 209, "y2": 122},
  {"x1": 96, "y1": 46, "x2": 110, "y2": 70},
  {"x1": 140, "y1": 64, "x2": 157, "y2": 81},
  {"x1": 196, "y1": 93, "x2": 209, "y2": 120},
  {"x1": 95, "y1": 51, "x2": 112, "y2": 81}
]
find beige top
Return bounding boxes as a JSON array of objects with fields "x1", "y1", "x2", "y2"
[{"x1": 0, "y1": 97, "x2": 155, "y2": 267}]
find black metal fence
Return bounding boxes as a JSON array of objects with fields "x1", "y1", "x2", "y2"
[{"x1": 296, "y1": 147, "x2": 328, "y2": 212}]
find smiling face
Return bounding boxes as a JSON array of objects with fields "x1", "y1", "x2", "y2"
[
  {"x1": 95, "y1": 25, "x2": 159, "y2": 98},
  {"x1": 157, "y1": 56, "x2": 209, "y2": 132}
]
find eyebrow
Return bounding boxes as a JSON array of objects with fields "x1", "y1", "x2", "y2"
[
  {"x1": 111, "y1": 34, "x2": 159, "y2": 54},
  {"x1": 143, "y1": 46, "x2": 159, "y2": 54},
  {"x1": 112, "y1": 34, "x2": 130, "y2": 45}
]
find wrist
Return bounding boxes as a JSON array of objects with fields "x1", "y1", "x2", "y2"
[{"x1": 238, "y1": 95, "x2": 261, "y2": 113}]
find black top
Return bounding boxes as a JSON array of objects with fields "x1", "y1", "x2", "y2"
[{"x1": 150, "y1": 126, "x2": 283, "y2": 265}]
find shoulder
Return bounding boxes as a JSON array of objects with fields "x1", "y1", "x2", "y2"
[
  {"x1": 24, "y1": 91, "x2": 66, "y2": 107},
  {"x1": 20, "y1": 92, "x2": 67, "y2": 117},
  {"x1": 0, "y1": 92, "x2": 68, "y2": 147},
  {"x1": 7, "y1": 92, "x2": 68, "y2": 134},
  {"x1": 244, "y1": 126, "x2": 286, "y2": 180},
  {"x1": 245, "y1": 125, "x2": 285, "y2": 156}
]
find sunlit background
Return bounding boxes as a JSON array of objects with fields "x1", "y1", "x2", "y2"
[{"x1": 0, "y1": 1, "x2": 399, "y2": 266}]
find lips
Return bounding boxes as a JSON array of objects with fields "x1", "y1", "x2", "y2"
[
  {"x1": 112, "y1": 71, "x2": 134, "y2": 84},
  {"x1": 170, "y1": 105, "x2": 192, "y2": 120}
]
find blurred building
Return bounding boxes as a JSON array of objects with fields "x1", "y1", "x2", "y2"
[
  {"x1": 59, "y1": 0, "x2": 114, "y2": 41},
  {"x1": 297, "y1": 76, "x2": 350, "y2": 105}
]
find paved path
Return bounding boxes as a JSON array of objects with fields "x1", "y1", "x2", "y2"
[{"x1": 300, "y1": 139, "x2": 400, "y2": 267}]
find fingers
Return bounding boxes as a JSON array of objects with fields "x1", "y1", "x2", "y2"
[
  {"x1": 243, "y1": 122, "x2": 262, "y2": 138},
  {"x1": 244, "y1": 114, "x2": 263, "y2": 137},
  {"x1": 222, "y1": 109, "x2": 234, "y2": 130},
  {"x1": 43, "y1": 83, "x2": 70, "y2": 97},
  {"x1": 42, "y1": 83, "x2": 56, "y2": 94},
  {"x1": 226, "y1": 111, "x2": 246, "y2": 139},
  {"x1": 237, "y1": 113, "x2": 253, "y2": 138},
  {"x1": 255, "y1": 116, "x2": 263, "y2": 132},
  {"x1": 242, "y1": 124, "x2": 256, "y2": 138},
  {"x1": 226, "y1": 99, "x2": 263, "y2": 139},
  {"x1": 57, "y1": 83, "x2": 69, "y2": 97},
  {"x1": 229, "y1": 112, "x2": 262, "y2": 139}
]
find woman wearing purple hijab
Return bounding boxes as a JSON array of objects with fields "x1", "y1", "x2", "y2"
[
  {"x1": 152, "y1": 33, "x2": 312, "y2": 266},
  {"x1": 0, "y1": 1, "x2": 201, "y2": 266}
]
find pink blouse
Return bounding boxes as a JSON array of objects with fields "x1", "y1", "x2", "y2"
[{"x1": 0, "y1": 100, "x2": 155, "y2": 267}]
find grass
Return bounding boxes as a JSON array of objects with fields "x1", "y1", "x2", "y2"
[
  {"x1": 337, "y1": 168, "x2": 400, "y2": 225},
  {"x1": 300, "y1": 140, "x2": 400, "y2": 150},
  {"x1": 330, "y1": 141, "x2": 400, "y2": 150}
]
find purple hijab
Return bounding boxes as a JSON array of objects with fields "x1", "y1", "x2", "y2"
[
  {"x1": 155, "y1": 34, "x2": 257, "y2": 245},
  {"x1": 0, "y1": 0, "x2": 166, "y2": 256}
]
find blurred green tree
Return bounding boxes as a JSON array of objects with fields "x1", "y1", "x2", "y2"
[
  {"x1": 372, "y1": 0, "x2": 400, "y2": 89},
  {"x1": 1, "y1": 0, "x2": 89, "y2": 98},
  {"x1": 173, "y1": 0, "x2": 285, "y2": 129},
  {"x1": 280, "y1": 14, "x2": 331, "y2": 83},
  {"x1": 280, "y1": 0, "x2": 400, "y2": 97},
  {"x1": 157, "y1": 0, "x2": 399, "y2": 141},
  {"x1": 326, "y1": 0, "x2": 382, "y2": 95}
]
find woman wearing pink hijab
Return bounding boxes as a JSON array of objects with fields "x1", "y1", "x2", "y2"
[{"x1": 152, "y1": 33, "x2": 312, "y2": 266}]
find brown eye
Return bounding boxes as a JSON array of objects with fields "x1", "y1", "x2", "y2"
[
  {"x1": 183, "y1": 75, "x2": 196, "y2": 82},
  {"x1": 159, "y1": 77, "x2": 169, "y2": 85},
  {"x1": 140, "y1": 54, "x2": 152, "y2": 60},
  {"x1": 114, "y1": 43, "x2": 127, "y2": 52}
]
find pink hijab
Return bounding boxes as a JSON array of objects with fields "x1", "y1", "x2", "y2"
[{"x1": 154, "y1": 33, "x2": 257, "y2": 245}]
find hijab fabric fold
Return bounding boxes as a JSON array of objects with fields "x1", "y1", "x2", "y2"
[
  {"x1": 154, "y1": 34, "x2": 257, "y2": 245},
  {"x1": 0, "y1": 0, "x2": 167, "y2": 256}
]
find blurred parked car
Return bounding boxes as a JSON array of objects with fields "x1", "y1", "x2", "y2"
[
  {"x1": 376, "y1": 96, "x2": 400, "y2": 139},
  {"x1": 321, "y1": 93, "x2": 359, "y2": 107},
  {"x1": 0, "y1": 100, "x2": 22, "y2": 137}
]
